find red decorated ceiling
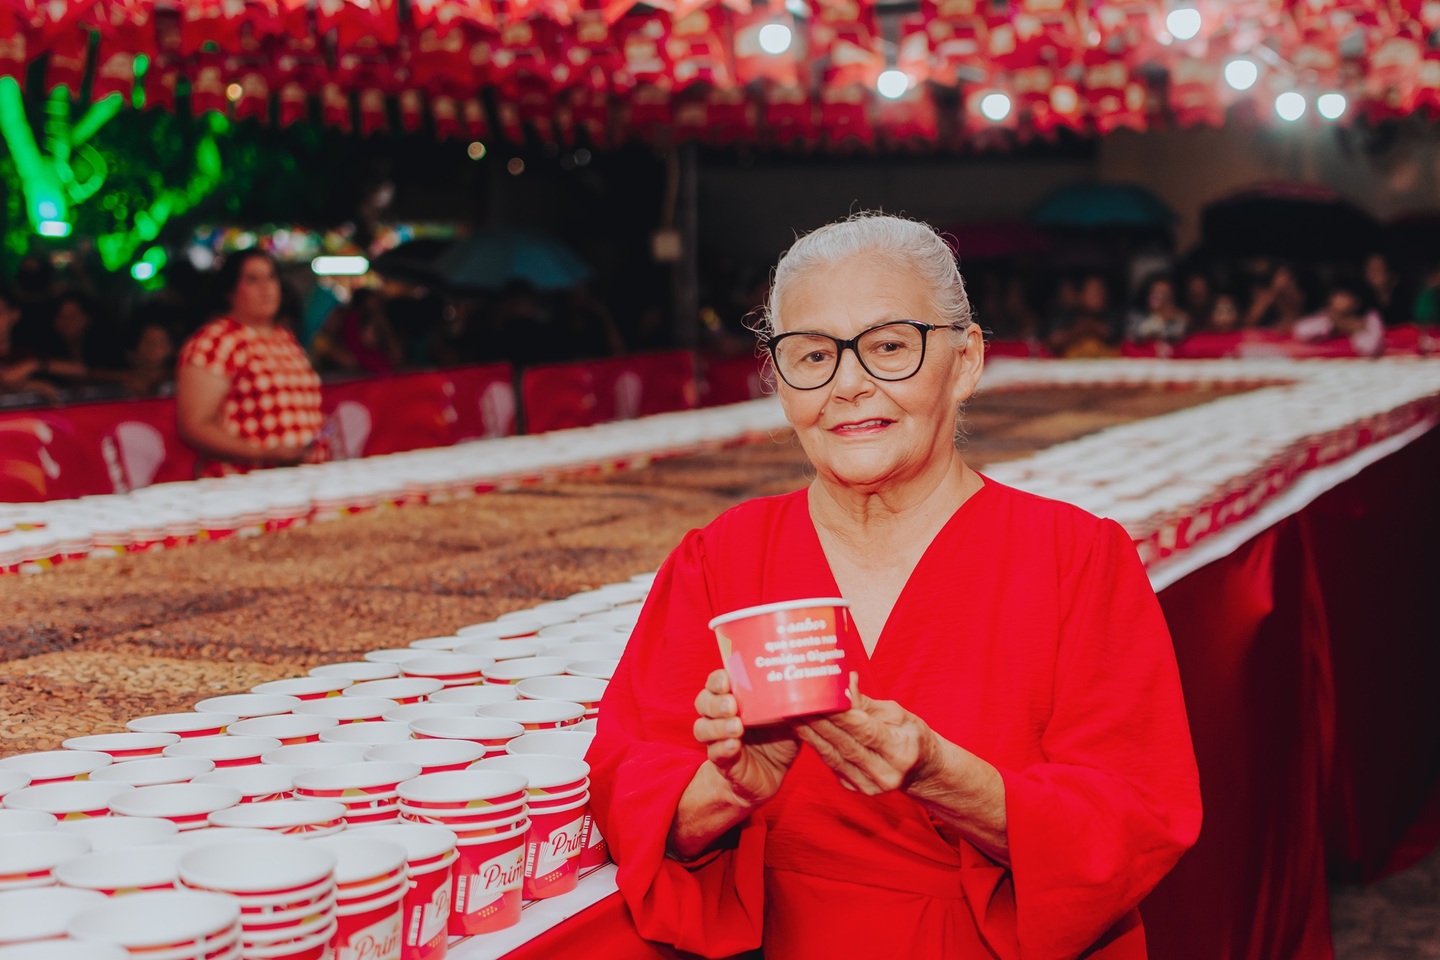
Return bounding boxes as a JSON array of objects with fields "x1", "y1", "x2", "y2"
[{"x1": 0, "y1": 1, "x2": 1436, "y2": 150}]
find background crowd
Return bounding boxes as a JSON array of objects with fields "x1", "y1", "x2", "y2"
[{"x1": 3, "y1": 240, "x2": 1439, "y2": 410}]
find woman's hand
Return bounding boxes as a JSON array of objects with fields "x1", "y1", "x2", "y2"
[
  {"x1": 791, "y1": 673, "x2": 937, "y2": 795},
  {"x1": 694, "y1": 668, "x2": 800, "y2": 807}
]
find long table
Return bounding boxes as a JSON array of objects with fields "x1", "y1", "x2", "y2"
[{"x1": 471, "y1": 420, "x2": 1440, "y2": 960}]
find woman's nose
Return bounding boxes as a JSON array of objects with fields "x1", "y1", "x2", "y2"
[{"x1": 830, "y1": 346, "x2": 874, "y2": 398}]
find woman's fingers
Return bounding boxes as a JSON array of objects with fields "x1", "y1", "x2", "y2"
[{"x1": 793, "y1": 723, "x2": 888, "y2": 794}]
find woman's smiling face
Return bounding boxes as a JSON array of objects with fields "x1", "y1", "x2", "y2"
[{"x1": 773, "y1": 254, "x2": 983, "y2": 492}]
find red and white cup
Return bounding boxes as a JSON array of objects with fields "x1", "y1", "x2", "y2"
[
  {"x1": 163, "y1": 827, "x2": 276, "y2": 849},
  {"x1": 564, "y1": 660, "x2": 619, "y2": 681},
  {"x1": 66, "y1": 889, "x2": 241, "y2": 960},
  {"x1": 0, "y1": 941, "x2": 128, "y2": 960},
  {"x1": 0, "y1": 832, "x2": 92, "y2": 891},
  {"x1": 344, "y1": 824, "x2": 457, "y2": 960},
  {"x1": 425, "y1": 686, "x2": 519, "y2": 708},
  {"x1": 0, "y1": 810, "x2": 58, "y2": 834},
  {"x1": 504, "y1": 731, "x2": 595, "y2": 760},
  {"x1": 454, "y1": 620, "x2": 543, "y2": 641},
  {"x1": 291, "y1": 762, "x2": 421, "y2": 826},
  {"x1": 178, "y1": 840, "x2": 335, "y2": 960},
  {"x1": 88, "y1": 758, "x2": 214, "y2": 789},
  {"x1": 306, "y1": 836, "x2": 409, "y2": 960},
  {"x1": 318, "y1": 722, "x2": 416, "y2": 747},
  {"x1": 396, "y1": 772, "x2": 527, "y2": 816},
  {"x1": 53, "y1": 845, "x2": 187, "y2": 896},
  {"x1": 479, "y1": 658, "x2": 573, "y2": 686},
  {"x1": 469, "y1": 755, "x2": 588, "y2": 799},
  {"x1": 514, "y1": 676, "x2": 608, "y2": 718},
  {"x1": 364, "y1": 741, "x2": 487, "y2": 776},
  {"x1": 109, "y1": 785, "x2": 242, "y2": 833},
  {"x1": 60, "y1": 734, "x2": 179, "y2": 764},
  {"x1": 537, "y1": 641, "x2": 625, "y2": 664},
  {"x1": 192, "y1": 695, "x2": 301, "y2": 721},
  {"x1": 191, "y1": 767, "x2": 295, "y2": 805},
  {"x1": 56, "y1": 816, "x2": 179, "y2": 851},
  {"x1": 0, "y1": 771, "x2": 33, "y2": 804},
  {"x1": 228, "y1": 715, "x2": 339, "y2": 746},
  {"x1": 310, "y1": 662, "x2": 401, "y2": 683},
  {"x1": 3, "y1": 782, "x2": 135, "y2": 821},
  {"x1": 126, "y1": 714, "x2": 236, "y2": 741},
  {"x1": 406, "y1": 637, "x2": 469, "y2": 653},
  {"x1": 260, "y1": 743, "x2": 370, "y2": 771},
  {"x1": 343, "y1": 680, "x2": 443, "y2": 706},
  {"x1": 0, "y1": 752, "x2": 113, "y2": 786},
  {"x1": 364, "y1": 650, "x2": 427, "y2": 665},
  {"x1": 0, "y1": 885, "x2": 108, "y2": 945},
  {"x1": 447, "y1": 818, "x2": 528, "y2": 936},
  {"x1": 381, "y1": 705, "x2": 476, "y2": 726},
  {"x1": 208, "y1": 800, "x2": 348, "y2": 838},
  {"x1": 475, "y1": 701, "x2": 585, "y2": 731},
  {"x1": 407, "y1": 718, "x2": 524, "y2": 755},
  {"x1": 250, "y1": 678, "x2": 353, "y2": 702},
  {"x1": 163, "y1": 737, "x2": 282, "y2": 770},
  {"x1": 450, "y1": 640, "x2": 545, "y2": 662},
  {"x1": 708, "y1": 599, "x2": 854, "y2": 726},
  {"x1": 399, "y1": 656, "x2": 492, "y2": 689},
  {"x1": 293, "y1": 697, "x2": 400, "y2": 725},
  {"x1": 517, "y1": 795, "x2": 588, "y2": 899}
]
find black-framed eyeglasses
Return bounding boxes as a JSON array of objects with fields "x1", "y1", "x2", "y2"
[{"x1": 764, "y1": 320, "x2": 963, "y2": 391}]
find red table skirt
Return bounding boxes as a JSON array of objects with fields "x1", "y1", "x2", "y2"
[{"x1": 501, "y1": 427, "x2": 1440, "y2": 960}]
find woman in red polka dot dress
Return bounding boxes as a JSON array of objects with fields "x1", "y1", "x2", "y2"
[{"x1": 176, "y1": 249, "x2": 330, "y2": 477}]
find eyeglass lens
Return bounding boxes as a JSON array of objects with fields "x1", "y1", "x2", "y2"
[{"x1": 773, "y1": 322, "x2": 928, "y2": 388}]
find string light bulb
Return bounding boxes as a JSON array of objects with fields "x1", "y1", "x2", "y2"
[
  {"x1": 758, "y1": 22, "x2": 792, "y2": 55},
  {"x1": 1316, "y1": 93, "x2": 1347, "y2": 120},
  {"x1": 876, "y1": 69, "x2": 910, "y2": 100},
  {"x1": 1275, "y1": 91, "x2": 1306, "y2": 121},
  {"x1": 980, "y1": 92, "x2": 1012, "y2": 121},
  {"x1": 1166, "y1": 7, "x2": 1202, "y2": 41},
  {"x1": 1223, "y1": 58, "x2": 1258, "y2": 91}
]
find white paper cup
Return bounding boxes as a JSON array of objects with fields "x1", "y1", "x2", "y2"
[
  {"x1": 426, "y1": 686, "x2": 519, "y2": 707},
  {"x1": 343, "y1": 679, "x2": 444, "y2": 704},
  {"x1": 380, "y1": 703, "x2": 477, "y2": 725},
  {"x1": 499, "y1": 608, "x2": 574, "y2": 629},
  {"x1": 455, "y1": 619, "x2": 543, "y2": 640},
  {"x1": 126, "y1": 714, "x2": 236, "y2": 740},
  {"x1": 191, "y1": 767, "x2": 295, "y2": 805},
  {"x1": 242, "y1": 919, "x2": 335, "y2": 960},
  {"x1": 249, "y1": 678, "x2": 352, "y2": 701},
  {"x1": 400, "y1": 655, "x2": 492, "y2": 688},
  {"x1": 397, "y1": 771, "x2": 527, "y2": 809},
  {"x1": 227, "y1": 715, "x2": 338, "y2": 746},
  {"x1": 480, "y1": 658, "x2": 573, "y2": 685},
  {"x1": 56, "y1": 816, "x2": 179, "y2": 851},
  {"x1": 0, "y1": 771, "x2": 32, "y2": 801},
  {"x1": 3, "y1": 782, "x2": 135, "y2": 820},
  {"x1": 536, "y1": 622, "x2": 609, "y2": 641},
  {"x1": 309, "y1": 662, "x2": 400, "y2": 682},
  {"x1": 291, "y1": 698, "x2": 398, "y2": 724},
  {"x1": 451, "y1": 640, "x2": 545, "y2": 661},
  {"x1": 88, "y1": 758, "x2": 214, "y2": 788},
  {"x1": 66, "y1": 889, "x2": 240, "y2": 955},
  {"x1": 408, "y1": 717, "x2": 524, "y2": 748},
  {"x1": 317, "y1": 721, "x2": 415, "y2": 746},
  {"x1": 109, "y1": 785, "x2": 242, "y2": 831},
  {"x1": 0, "y1": 753, "x2": 112, "y2": 786},
  {"x1": 515, "y1": 675, "x2": 608, "y2": 707},
  {"x1": 364, "y1": 740, "x2": 487, "y2": 775},
  {"x1": 193, "y1": 695, "x2": 299, "y2": 720},
  {"x1": 0, "y1": 832, "x2": 92, "y2": 889},
  {"x1": 54, "y1": 845, "x2": 188, "y2": 895},
  {"x1": 0, "y1": 810, "x2": 58, "y2": 833},
  {"x1": 470, "y1": 755, "x2": 589, "y2": 794},
  {"x1": 162, "y1": 737, "x2": 281, "y2": 769},
  {"x1": 291, "y1": 763, "x2": 422, "y2": 800},
  {"x1": 364, "y1": 649, "x2": 427, "y2": 665},
  {"x1": 208, "y1": 800, "x2": 347, "y2": 836},
  {"x1": 260, "y1": 743, "x2": 369, "y2": 770},
  {"x1": 304, "y1": 835, "x2": 406, "y2": 893},
  {"x1": 163, "y1": 828, "x2": 275, "y2": 849},
  {"x1": 0, "y1": 886, "x2": 108, "y2": 945},
  {"x1": 406, "y1": 637, "x2": 469, "y2": 653},
  {"x1": 476, "y1": 700, "x2": 585, "y2": 731},
  {"x1": 571, "y1": 718, "x2": 598, "y2": 733},
  {"x1": 0, "y1": 941, "x2": 128, "y2": 960},
  {"x1": 178, "y1": 837, "x2": 336, "y2": 896},
  {"x1": 564, "y1": 659, "x2": 619, "y2": 681},
  {"x1": 60, "y1": 734, "x2": 179, "y2": 763},
  {"x1": 505, "y1": 731, "x2": 595, "y2": 760},
  {"x1": 539, "y1": 642, "x2": 626, "y2": 665}
]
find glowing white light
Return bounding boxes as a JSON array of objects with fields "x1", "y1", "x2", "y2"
[
  {"x1": 37, "y1": 220, "x2": 70, "y2": 238},
  {"x1": 131, "y1": 262, "x2": 157, "y2": 281},
  {"x1": 311, "y1": 256, "x2": 369, "y2": 277},
  {"x1": 37, "y1": 200, "x2": 59, "y2": 219},
  {"x1": 980, "y1": 92, "x2": 1012, "y2": 121},
  {"x1": 466, "y1": 141, "x2": 487, "y2": 160},
  {"x1": 876, "y1": 69, "x2": 910, "y2": 100},
  {"x1": 757, "y1": 22, "x2": 792, "y2": 55},
  {"x1": 1317, "y1": 92, "x2": 1347, "y2": 120},
  {"x1": 1275, "y1": 91, "x2": 1306, "y2": 121},
  {"x1": 1223, "y1": 58, "x2": 1258, "y2": 91},
  {"x1": 1166, "y1": 7, "x2": 1202, "y2": 41}
]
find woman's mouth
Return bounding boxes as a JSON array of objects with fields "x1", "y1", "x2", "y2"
[{"x1": 830, "y1": 419, "x2": 894, "y2": 434}]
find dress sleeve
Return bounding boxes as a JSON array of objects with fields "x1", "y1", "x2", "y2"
[
  {"x1": 178, "y1": 322, "x2": 243, "y2": 380},
  {"x1": 587, "y1": 529, "x2": 768, "y2": 959},
  {"x1": 996, "y1": 519, "x2": 1202, "y2": 960}
]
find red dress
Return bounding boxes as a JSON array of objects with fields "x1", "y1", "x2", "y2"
[{"x1": 588, "y1": 480, "x2": 1202, "y2": 960}]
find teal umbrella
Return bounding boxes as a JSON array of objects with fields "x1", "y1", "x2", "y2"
[
  {"x1": 1030, "y1": 183, "x2": 1176, "y2": 229},
  {"x1": 432, "y1": 230, "x2": 591, "y2": 291}
]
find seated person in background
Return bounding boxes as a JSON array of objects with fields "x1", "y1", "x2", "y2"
[
  {"x1": 1126, "y1": 274, "x2": 1189, "y2": 344},
  {"x1": 175, "y1": 249, "x2": 329, "y2": 476},
  {"x1": 0, "y1": 284, "x2": 58, "y2": 401},
  {"x1": 119, "y1": 319, "x2": 178, "y2": 398},
  {"x1": 1293, "y1": 285, "x2": 1385, "y2": 357},
  {"x1": 313, "y1": 289, "x2": 405, "y2": 375},
  {"x1": 1180, "y1": 271, "x2": 1214, "y2": 332},
  {"x1": 1362, "y1": 253, "x2": 1410, "y2": 327},
  {"x1": 13, "y1": 290, "x2": 106, "y2": 388},
  {"x1": 1244, "y1": 263, "x2": 1308, "y2": 332},
  {"x1": 1049, "y1": 274, "x2": 1122, "y2": 358}
]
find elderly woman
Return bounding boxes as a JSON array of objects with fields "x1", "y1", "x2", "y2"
[
  {"x1": 588, "y1": 215, "x2": 1201, "y2": 960},
  {"x1": 176, "y1": 249, "x2": 328, "y2": 476}
]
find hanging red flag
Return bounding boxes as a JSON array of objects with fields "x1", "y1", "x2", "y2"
[
  {"x1": 923, "y1": 0, "x2": 990, "y2": 88},
  {"x1": 430, "y1": 92, "x2": 461, "y2": 137},
  {"x1": 231, "y1": 57, "x2": 271, "y2": 122},
  {"x1": 9, "y1": 0, "x2": 98, "y2": 49},
  {"x1": 179, "y1": 0, "x2": 245, "y2": 56},
  {"x1": 316, "y1": 0, "x2": 400, "y2": 53},
  {"x1": 568, "y1": 85, "x2": 611, "y2": 144},
  {"x1": 407, "y1": 25, "x2": 484, "y2": 94},
  {"x1": 462, "y1": 95, "x2": 488, "y2": 137},
  {"x1": 409, "y1": 0, "x2": 496, "y2": 37},
  {"x1": 809, "y1": 0, "x2": 883, "y2": 91},
  {"x1": 875, "y1": 82, "x2": 940, "y2": 149},
  {"x1": 189, "y1": 53, "x2": 229, "y2": 116},
  {"x1": 666, "y1": 7, "x2": 734, "y2": 90},
  {"x1": 43, "y1": 29, "x2": 89, "y2": 95},
  {"x1": 0, "y1": 22, "x2": 29, "y2": 86},
  {"x1": 321, "y1": 79, "x2": 353, "y2": 132},
  {"x1": 142, "y1": 56, "x2": 180, "y2": 111},
  {"x1": 624, "y1": 82, "x2": 673, "y2": 143},
  {"x1": 1081, "y1": 49, "x2": 1146, "y2": 133},
  {"x1": 1168, "y1": 56, "x2": 1224, "y2": 127},
  {"x1": 398, "y1": 88, "x2": 425, "y2": 131},
  {"x1": 732, "y1": 6, "x2": 799, "y2": 86},
  {"x1": 819, "y1": 83, "x2": 875, "y2": 149},
  {"x1": 703, "y1": 84, "x2": 757, "y2": 145},
  {"x1": 763, "y1": 82, "x2": 818, "y2": 149},
  {"x1": 615, "y1": 12, "x2": 671, "y2": 91}
]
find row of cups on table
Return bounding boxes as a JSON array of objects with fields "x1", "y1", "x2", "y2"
[{"x1": 0, "y1": 753, "x2": 599, "y2": 959}]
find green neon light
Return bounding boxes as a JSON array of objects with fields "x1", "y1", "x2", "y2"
[
  {"x1": 130, "y1": 261, "x2": 156, "y2": 280},
  {"x1": 38, "y1": 220, "x2": 72, "y2": 237}
]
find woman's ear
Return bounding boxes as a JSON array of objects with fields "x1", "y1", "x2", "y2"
[{"x1": 951, "y1": 323, "x2": 985, "y2": 406}]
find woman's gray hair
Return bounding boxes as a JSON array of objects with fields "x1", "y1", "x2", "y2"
[{"x1": 761, "y1": 212, "x2": 974, "y2": 346}]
